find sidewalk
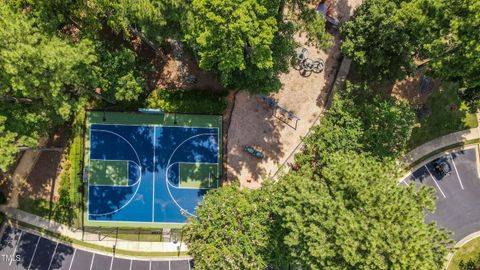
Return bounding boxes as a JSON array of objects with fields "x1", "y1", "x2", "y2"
[
  {"x1": 402, "y1": 127, "x2": 480, "y2": 165},
  {"x1": 0, "y1": 205, "x2": 188, "y2": 256}
]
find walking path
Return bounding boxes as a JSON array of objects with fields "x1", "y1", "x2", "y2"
[
  {"x1": 402, "y1": 126, "x2": 480, "y2": 165},
  {"x1": 0, "y1": 205, "x2": 188, "y2": 257}
]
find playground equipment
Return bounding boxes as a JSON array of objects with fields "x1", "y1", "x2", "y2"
[
  {"x1": 316, "y1": 0, "x2": 341, "y2": 29},
  {"x1": 292, "y1": 47, "x2": 325, "y2": 77},
  {"x1": 244, "y1": 145, "x2": 264, "y2": 159},
  {"x1": 258, "y1": 95, "x2": 301, "y2": 129}
]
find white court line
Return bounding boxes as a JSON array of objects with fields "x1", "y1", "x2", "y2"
[
  {"x1": 9, "y1": 231, "x2": 23, "y2": 266},
  {"x1": 88, "y1": 129, "x2": 143, "y2": 217},
  {"x1": 47, "y1": 242, "x2": 58, "y2": 270},
  {"x1": 152, "y1": 127, "x2": 156, "y2": 223},
  {"x1": 165, "y1": 133, "x2": 217, "y2": 217},
  {"x1": 27, "y1": 236, "x2": 41, "y2": 270},
  {"x1": 426, "y1": 166, "x2": 447, "y2": 198},
  {"x1": 450, "y1": 154, "x2": 465, "y2": 190},
  {"x1": 68, "y1": 249, "x2": 77, "y2": 270}
]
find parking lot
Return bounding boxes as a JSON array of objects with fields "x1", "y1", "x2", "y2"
[
  {"x1": 0, "y1": 225, "x2": 192, "y2": 270},
  {"x1": 402, "y1": 147, "x2": 480, "y2": 241}
]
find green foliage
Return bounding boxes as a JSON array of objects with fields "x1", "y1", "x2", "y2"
[
  {"x1": 273, "y1": 151, "x2": 452, "y2": 269},
  {"x1": 409, "y1": 83, "x2": 478, "y2": 149},
  {"x1": 187, "y1": 87, "x2": 447, "y2": 269},
  {"x1": 425, "y1": 0, "x2": 480, "y2": 111},
  {"x1": 146, "y1": 89, "x2": 227, "y2": 114},
  {"x1": 184, "y1": 0, "x2": 297, "y2": 93},
  {"x1": 341, "y1": 0, "x2": 426, "y2": 81},
  {"x1": 285, "y1": 0, "x2": 332, "y2": 49},
  {"x1": 185, "y1": 184, "x2": 274, "y2": 269},
  {"x1": 459, "y1": 254, "x2": 480, "y2": 270},
  {"x1": 342, "y1": 0, "x2": 480, "y2": 109},
  {"x1": 95, "y1": 44, "x2": 146, "y2": 102},
  {"x1": 0, "y1": 5, "x2": 97, "y2": 120},
  {"x1": 298, "y1": 83, "x2": 415, "y2": 164}
]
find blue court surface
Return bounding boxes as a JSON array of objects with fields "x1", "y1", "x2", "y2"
[{"x1": 85, "y1": 112, "x2": 221, "y2": 225}]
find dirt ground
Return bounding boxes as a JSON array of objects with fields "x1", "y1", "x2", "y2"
[
  {"x1": 23, "y1": 128, "x2": 69, "y2": 202},
  {"x1": 226, "y1": 0, "x2": 364, "y2": 188}
]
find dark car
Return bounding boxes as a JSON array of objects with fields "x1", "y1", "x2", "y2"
[{"x1": 433, "y1": 157, "x2": 452, "y2": 176}]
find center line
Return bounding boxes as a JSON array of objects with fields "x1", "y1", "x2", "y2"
[
  {"x1": 426, "y1": 166, "x2": 447, "y2": 198},
  {"x1": 450, "y1": 154, "x2": 464, "y2": 190},
  {"x1": 152, "y1": 127, "x2": 156, "y2": 223}
]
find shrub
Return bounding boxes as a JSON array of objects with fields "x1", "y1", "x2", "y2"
[{"x1": 146, "y1": 89, "x2": 227, "y2": 114}]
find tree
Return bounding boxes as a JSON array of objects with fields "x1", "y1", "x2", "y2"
[
  {"x1": 285, "y1": 0, "x2": 332, "y2": 49},
  {"x1": 0, "y1": 5, "x2": 97, "y2": 120},
  {"x1": 272, "y1": 151, "x2": 452, "y2": 269},
  {"x1": 340, "y1": 0, "x2": 428, "y2": 82},
  {"x1": 0, "y1": 115, "x2": 37, "y2": 171},
  {"x1": 184, "y1": 184, "x2": 274, "y2": 269},
  {"x1": 184, "y1": 0, "x2": 279, "y2": 89},
  {"x1": 95, "y1": 45, "x2": 146, "y2": 102},
  {"x1": 425, "y1": 0, "x2": 480, "y2": 111}
]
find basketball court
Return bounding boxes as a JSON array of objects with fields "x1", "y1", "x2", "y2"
[{"x1": 84, "y1": 111, "x2": 222, "y2": 227}]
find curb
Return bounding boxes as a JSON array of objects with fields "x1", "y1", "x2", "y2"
[{"x1": 445, "y1": 231, "x2": 480, "y2": 270}]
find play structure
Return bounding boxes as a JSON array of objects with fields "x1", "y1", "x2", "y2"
[
  {"x1": 292, "y1": 47, "x2": 325, "y2": 77},
  {"x1": 258, "y1": 95, "x2": 301, "y2": 129},
  {"x1": 316, "y1": 0, "x2": 341, "y2": 29}
]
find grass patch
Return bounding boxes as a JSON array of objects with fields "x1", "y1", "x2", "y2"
[
  {"x1": 18, "y1": 197, "x2": 74, "y2": 225},
  {"x1": 448, "y1": 237, "x2": 480, "y2": 270},
  {"x1": 146, "y1": 88, "x2": 227, "y2": 114},
  {"x1": 408, "y1": 83, "x2": 478, "y2": 149}
]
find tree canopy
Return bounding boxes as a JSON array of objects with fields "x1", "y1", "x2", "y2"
[
  {"x1": 184, "y1": 184, "x2": 275, "y2": 269},
  {"x1": 341, "y1": 0, "x2": 480, "y2": 109},
  {"x1": 185, "y1": 85, "x2": 450, "y2": 269}
]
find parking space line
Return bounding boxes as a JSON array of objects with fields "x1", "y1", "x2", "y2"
[
  {"x1": 109, "y1": 255, "x2": 113, "y2": 270},
  {"x1": 425, "y1": 166, "x2": 447, "y2": 198},
  {"x1": 400, "y1": 179, "x2": 409, "y2": 186},
  {"x1": 129, "y1": 259, "x2": 132, "y2": 270},
  {"x1": 68, "y1": 249, "x2": 76, "y2": 270},
  {"x1": 149, "y1": 261, "x2": 152, "y2": 270},
  {"x1": 10, "y1": 231, "x2": 23, "y2": 266},
  {"x1": 450, "y1": 154, "x2": 465, "y2": 190},
  {"x1": 27, "y1": 235, "x2": 41, "y2": 270},
  {"x1": 89, "y1": 253, "x2": 95, "y2": 270},
  {"x1": 188, "y1": 260, "x2": 191, "y2": 270},
  {"x1": 47, "y1": 242, "x2": 58, "y2": 270}
]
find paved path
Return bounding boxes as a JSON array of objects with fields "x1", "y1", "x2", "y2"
[
  {"x1": 0, "y1": 206, "x2": 188, "y2": 257},
  {"x1": 402, "y1": 127, "x2": 480, "y2": 165}
]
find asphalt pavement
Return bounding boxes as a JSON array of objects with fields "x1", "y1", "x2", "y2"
[{"x1": 403, "y1": 148, "x2": 480, "y2": 241}]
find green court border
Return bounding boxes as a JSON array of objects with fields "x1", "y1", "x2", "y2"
[{"x1": 83, "y1": 111, "x2": 222, "y2": 229}]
